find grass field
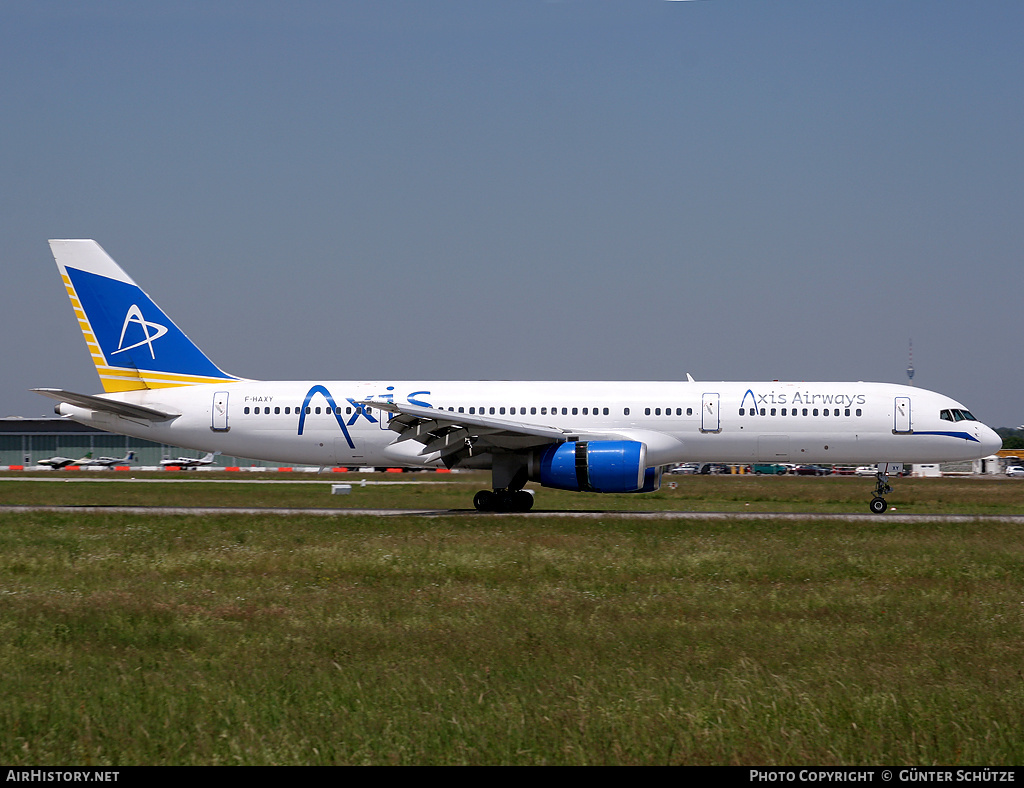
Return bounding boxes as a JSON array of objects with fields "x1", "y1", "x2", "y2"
[{"x1": 1, "y1": 474, "x2": 1022, "y2": 764}]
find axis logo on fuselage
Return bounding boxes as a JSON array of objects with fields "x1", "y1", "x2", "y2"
[
  {"x1": 297, "y1": 385, "x2": 355, "y2": 449},
  {"x1": 110, "y1": 304, "x2": 168, "y2": 359}
]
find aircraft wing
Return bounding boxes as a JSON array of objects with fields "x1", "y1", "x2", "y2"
[
  {"x1": 359, "y1": 399, "x2": 620, "y2": 467},
  {"x1": 32, "y1": 388, "x2": 180, "y2": 422}
]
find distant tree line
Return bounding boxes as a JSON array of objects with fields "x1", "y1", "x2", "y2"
[{"x1": 996, "y1": 427, "x2": 1024, "y2": 450}]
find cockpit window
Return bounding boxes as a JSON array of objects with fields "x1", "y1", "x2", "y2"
[{"x1": 941, "y1": 408, "x2": 977, "y2": 422}]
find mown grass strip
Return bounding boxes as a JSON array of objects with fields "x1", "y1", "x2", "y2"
[{"x1": 1, "y1": 507, "x2": 1022, "y2": 764}]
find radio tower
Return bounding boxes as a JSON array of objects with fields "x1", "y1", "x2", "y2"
[{"x1": 906, "y1": 339, "x2": 915, "y2": 386}]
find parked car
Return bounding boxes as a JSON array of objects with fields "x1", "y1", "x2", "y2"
[
  {"x1": 855, "y1": 466, "x2": 878, "y2": 476},
  {"x1": 1006, "y1": 466, "x2": 1024, "y2": 478},
  {"x1": 668, "y1": 462, "x2": 700, "y2": 475},
  {"x1": 793, "y1": 464, "x2": 830, "y2": 476},
  {"x1": 752, "y1": 463, "x2": 787, "y2": 475}
]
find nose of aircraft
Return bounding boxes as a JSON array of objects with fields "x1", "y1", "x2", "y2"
[{"x1": 980, "y1": 424, "x2": 1003, "y2": 457}]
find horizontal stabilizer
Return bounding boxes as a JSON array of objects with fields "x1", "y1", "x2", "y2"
[{"x1": 31, "y1": 388, "x2": 179, "y2": 421}]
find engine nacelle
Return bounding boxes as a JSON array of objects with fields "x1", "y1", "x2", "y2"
[{"x1": 535, "y1": 440, "x2": 657, "y2": 493}]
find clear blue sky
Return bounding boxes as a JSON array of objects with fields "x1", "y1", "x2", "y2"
[{"x1": 2, "y1": 1, "x2": 1021, "y2": 427}]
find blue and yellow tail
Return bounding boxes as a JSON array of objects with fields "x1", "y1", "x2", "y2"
[{"x1": 49, "y1": 240, "x2": 238, "y2": 392}]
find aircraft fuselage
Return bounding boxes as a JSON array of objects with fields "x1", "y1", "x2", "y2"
[{"x1": 58, "y1": 379, "x2": 998, "y2": 468}]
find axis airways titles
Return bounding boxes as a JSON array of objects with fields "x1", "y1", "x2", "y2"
[{"x1": 740, "y1": 389, "x2": 868, "y2": 411}]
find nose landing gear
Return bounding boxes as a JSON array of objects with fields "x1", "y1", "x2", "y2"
[{"x1": 869, "y1": 470, "x2": 894, "y2": 514}]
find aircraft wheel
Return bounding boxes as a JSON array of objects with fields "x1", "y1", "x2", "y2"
[
  {"x1": 869, "y1": 497, "x2": 888, "y2": 514},
  {"x1": 514, "y1": 490, "x2": 534, "y2": 512},
  {"x1": 474, "y1": 490, "x2": 497, "y2": 511}
]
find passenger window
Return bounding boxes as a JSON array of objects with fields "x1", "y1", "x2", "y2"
[
  {"x1": 623, "y1": 408, "x2": 630, "y2": 416},
  {"x1": 687, "y1": 408, "x2": 692, "y2": 416},
  {"x1": 645, "y1": 408, "x2": 651, "y2": 416},
  {"x1": 739, "y1": 408, "x2": 745, "y2": 416}
]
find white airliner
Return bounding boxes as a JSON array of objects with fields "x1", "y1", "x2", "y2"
[{"x1": 34, "y1": 240, "x2": 1001, "y2": 513}]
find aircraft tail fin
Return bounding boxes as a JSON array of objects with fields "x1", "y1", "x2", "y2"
[{"x1": 49, "y1": 240, "x2": 238, "y2": 392}]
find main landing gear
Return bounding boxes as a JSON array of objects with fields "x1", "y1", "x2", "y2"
[
  {"x1": 869, "y1": 471, "x2": 894, "y2": 514},
  {"x1": 473, "y1": 489, "x2": 535, "y2": 513}
]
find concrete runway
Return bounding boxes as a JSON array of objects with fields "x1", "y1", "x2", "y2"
[{"x1": 3, "y1": 504, "x2": 1023, "y2": 522}]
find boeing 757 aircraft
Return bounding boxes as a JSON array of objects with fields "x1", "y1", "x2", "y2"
[{"x1": 34, "y1": 240, "x2": 1001, "y2": 513}]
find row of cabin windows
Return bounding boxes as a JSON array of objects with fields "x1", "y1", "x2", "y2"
[
  {"x1": 447, "y1": 406, "x2": 611, "y2": 416},
  {"x1": 242, "y1": 405, "x2": 702, "y2": 417},
  {"x1": 243, "y1": 406, "x2": 347, "y2": 415},
  {"x1": 739, "y1": 407, "x2": 863, "y2": 417},
  {"x1": 246, "y1": 405, "x2": 885, "y2": 419}
]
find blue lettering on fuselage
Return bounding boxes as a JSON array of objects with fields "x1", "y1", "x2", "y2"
[
  {"x1": 346, "y1": 398, "x2": 378, "y2": 426},
  {"x1": 296, "y1": 386, "x2": 433, "y2": 445},
  {"x1": 739, "y1": 388, "x2": 867, "y2": 413},
  {"x1": 297, "y1": 385, "x2": 355, "y2": 448},
  {"x1": 408, "y1": 391, "x2": 432, "y2": 408}
]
